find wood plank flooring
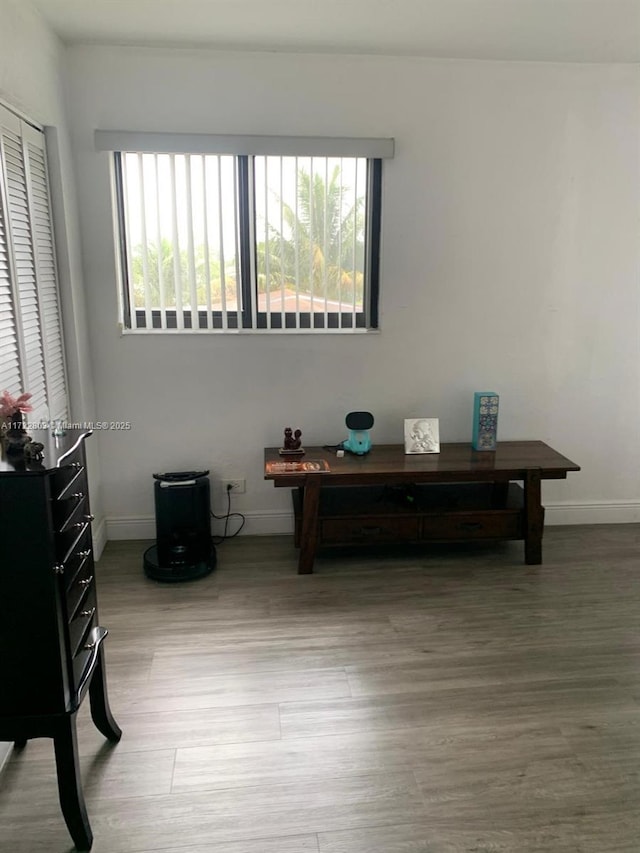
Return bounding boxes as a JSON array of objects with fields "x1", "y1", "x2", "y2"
[{"x1": 1, "y1": 525, "x2": 639, "y2": 852}]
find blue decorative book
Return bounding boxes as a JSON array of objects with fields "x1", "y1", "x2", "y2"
[{"x1": 472, "y1": 392, "x2": 499, "y2": 451}]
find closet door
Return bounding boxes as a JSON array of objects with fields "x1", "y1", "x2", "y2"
[{"x1": 0, "y1": 103, "x2": 68, "y2": 422}]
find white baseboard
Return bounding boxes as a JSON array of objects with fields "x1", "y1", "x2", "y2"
[
  {"x1": 105, "y1": 503, "x2": 639, "y2": 541},
  {"x1": 545, "y1": 502, "x2": 640, "y2": 525},
  {"x1": 221, "y1": 510, "x2": 294, "y2": 537},
  {"x1": 106, "y1": 515, "x2": 156, "y2": 541}
]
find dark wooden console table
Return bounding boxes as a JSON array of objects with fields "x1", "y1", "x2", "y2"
[{"x1": 264, "y1": 441, "x2": 580, "y2": 574}]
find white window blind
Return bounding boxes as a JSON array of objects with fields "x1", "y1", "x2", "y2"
[
  {"x1": 0, "y1": 104, "x2": 68, "y2": 421},
  {"x1": 98, "y1": 131, "x2": 392, "y2": 333}
]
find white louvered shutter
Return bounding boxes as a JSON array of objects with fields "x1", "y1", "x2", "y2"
[
  {"x1": 0, "y1": 177, "x2": 22, "y2": 394},
  {"x1": 24, "y1": 124, "x2": 67, "y2": 421},
  {"x1": 0, "y1": 103, "x2": 68, "y2": 422}
]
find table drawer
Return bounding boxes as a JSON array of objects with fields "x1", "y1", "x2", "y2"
[
  {"x1": 322, "y1": 516, "x2": 420, "y2": 544},
  {"x1": 420, "y1": 511, "x2": 522, "y2": 541}
]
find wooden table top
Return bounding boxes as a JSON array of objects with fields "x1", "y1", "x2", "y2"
[{"x1": 264, "y1": 441, "x2": 580, "y2": 486}]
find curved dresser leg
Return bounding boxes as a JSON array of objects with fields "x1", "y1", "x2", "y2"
[
  {"x1": 53, "y1": 713, "x2": 93, "y2": 851},
  {"x1": 89, "y1": 647, "x2": 122, "y2": 742}
]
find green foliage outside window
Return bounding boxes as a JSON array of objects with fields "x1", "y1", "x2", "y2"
[{"x1": 129, "y1": 166, "x2": 364, "y2": 310}]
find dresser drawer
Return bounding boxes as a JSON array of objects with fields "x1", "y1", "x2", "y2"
[
  {"x1": 420, "y1": 511, "x2": 522, "y2": 541},
  {"x1": 322, "y1": 516, "x2": 420, "y2": 544},
  {"x1": 51, "y1": 443, "x2": 86, "y2": 501},
  {"x1": 51, "y1": 484, "x2": 88, "y2": 531},
  {"x1": 68, "y1": 585, "x2": 96, "y2": 658},
  {"x1": 55, "y1": 517, "x2": 92, "y2": 563},
  {"x1": 55, "y1": 491, "x2": 89, "y2": 533},
  {"x1": 61, "y1": 527, "x2": 93, "y2": 589},
  {"x1": 66, "y1": 555, "x2": 95, "y2": 620},
  {"x1": 71, "y1": 617, "x2": 99, "y2": 691},
  {"x1": 71, "y1": 625, "x2": 109, "y2": 695}
]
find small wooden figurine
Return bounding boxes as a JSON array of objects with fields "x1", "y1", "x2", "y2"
[
  {"x1": 279, "y1": 427, "x2": 304, "y2": 456},
  {"x1": 23, "y1": 440, "x2": 45, "y2": 463}
]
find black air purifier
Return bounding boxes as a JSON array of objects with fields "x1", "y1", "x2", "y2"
[{"x1": 143, "y1": 471, "x2": 216, "y2": 582}]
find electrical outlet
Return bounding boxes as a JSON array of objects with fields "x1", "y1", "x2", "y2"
[{"x1": 222, "y1": 478, "x2": 246, "y2": 494}]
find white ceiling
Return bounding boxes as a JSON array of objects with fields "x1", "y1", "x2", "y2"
[{"x1": 29, "y1": 0, "x2": 640, "y2": 62}]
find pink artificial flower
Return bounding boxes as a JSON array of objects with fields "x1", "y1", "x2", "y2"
[{"x1": 0, "y1": 390, "x2": 33, "y2": 418}]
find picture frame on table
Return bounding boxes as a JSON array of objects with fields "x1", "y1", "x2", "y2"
[{"x1": 404, "y1": 418, "x2": 440, "y2": 454}]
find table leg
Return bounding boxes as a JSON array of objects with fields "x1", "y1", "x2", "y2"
[
  {"x1": 524, "y1": 469, "x2": 543, "y2": 564},
  {"x1": 293, "y1": 487, "x2": 304, "y2": 548},
  {"x1": 89, "y1": 646, "x2": 122, "y2": 743},
  {"x1": 53, "y1": 712, "x2": 93, "y2": 851},
  {"x1": 298, "y1": 477, "x2": 321, "y2": 574}
]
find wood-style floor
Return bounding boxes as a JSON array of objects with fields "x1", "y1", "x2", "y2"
[{"x1": 1, "y1": 526, "x2": 639, "y2": 852}]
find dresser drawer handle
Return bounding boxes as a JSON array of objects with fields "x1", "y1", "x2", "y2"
[
  {"x1": 83, "y1": 640, "x2": 97, "y2": 651},
  {"x1": 71, "y1": 492, "x2": 85, "y2": 500},
  {"x1": 71, "y1": 462, "x2": 82, "y2": 470},
  {"x1": 80, "y1": 607, "x2": 96, "y2": 619},
  {"x1": 53, "y1": 563, "x2": 65, "y2": 575},
  {"x1": 84, "y1": 514, "x2": 95, "y2": 522},
  {"x1": 77, "y1": 549, "x2": 91, "y2": 559},
  {"x1": 458, "y1": 521, "x2": 483, "y2": 530},
  {"x1": 72, "y1": 522, "x2": 85, "y2": 530},
  {"x1": 79, "y1": 576, "x2": 93, "y2": 587},
  {"x1": 359, "y1": 526, "x2": 382, "y2": 535}
]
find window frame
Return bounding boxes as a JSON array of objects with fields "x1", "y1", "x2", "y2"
[{"x1": 102, "y1": 135, "x2": 391, "y2": 334}]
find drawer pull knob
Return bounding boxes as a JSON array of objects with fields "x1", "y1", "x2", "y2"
[
  {"x1": 83, "y1": 641, "x2": 97, "y2": 651},
  {"x1": 71, "y1": 492, "x2": 85, "y2": 500},
  {"x1": 458, "y1": 522, "x2": 483, "y2": 530},
  {"x1": 77, "y1": 549, "x2": 91, "y2": 559},
  {"x1": 360, "y1": 526, "x2": 382, "y2": 535},
  {"x1": 84, "y1": 514, "x2": 95, "y2": 522},
  {"x1": 80, "y1": 607, "x2": 96, "y2": 619},
  {"x1": 79, "y1": 576, "x2": 93, "y2": 587},
  {"x1": 72, "y1": 522, "x2": 84, "y2": 530},
  {"x1": 53, "y1": 563, "x2": 65, "y2": 575},
  {"x1": 71, "y1": 462, "x2": 82, "y2": 470}
]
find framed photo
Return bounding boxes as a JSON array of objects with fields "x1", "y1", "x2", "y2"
[{"x1": 404, "y1": 418, "x2": 440, "y2": 454}]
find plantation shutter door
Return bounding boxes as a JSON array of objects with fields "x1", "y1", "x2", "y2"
[
  {"x1": 0, "y1": 172, "x2": 22, "y2": 394},
  {"x1": 23, "y1": 124, "x2": 68, "y2": 421},
  {"x1": 0, "y1": 108, "x2": 47, "y2": 417}
]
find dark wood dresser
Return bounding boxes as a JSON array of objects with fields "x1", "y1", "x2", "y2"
[{"x1": 0, "y1": 428, "x2": 121, "y2": 850}]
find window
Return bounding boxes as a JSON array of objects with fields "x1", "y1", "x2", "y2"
[
  {"x1": 97, "y1": 132, "x2": 393, "y2": 332},
  {"x1": 0, "y1": 103, "x2": 68, "y2": 421}
]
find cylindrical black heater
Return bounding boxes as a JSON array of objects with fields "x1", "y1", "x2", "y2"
[{"x1": 143, "y1": 471, "x2": 216, "y2": 581}]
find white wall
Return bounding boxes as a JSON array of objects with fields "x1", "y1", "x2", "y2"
[
  {"x1": 0, "y1": 0, "x2": 106, "y2": 547},
  {"x1": 62, "y1": 46, "x2": 640, "y2": 536},
  {"x1": 0, "y1": 0, "x2": 97, "y2": 776}
]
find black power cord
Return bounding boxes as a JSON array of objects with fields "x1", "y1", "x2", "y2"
[{"x1": 210, "y1": 483, "x2": 246, "y2": 544}]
